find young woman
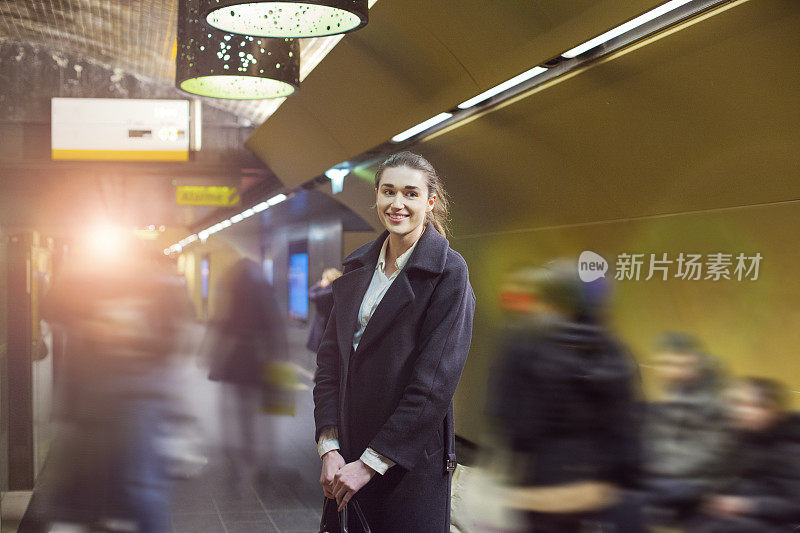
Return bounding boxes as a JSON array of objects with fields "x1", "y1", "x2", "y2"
[{"x1": 313, "y1": 151, "x2": 475, "y2": 532}]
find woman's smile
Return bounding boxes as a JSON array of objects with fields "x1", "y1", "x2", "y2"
[{"x1": 385, "y1": 212, "x2": 410, "y2": 223}]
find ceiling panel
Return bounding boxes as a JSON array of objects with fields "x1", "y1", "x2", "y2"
[{"x1": 246, "y1": 0, "x2": 666, "y2": 184}]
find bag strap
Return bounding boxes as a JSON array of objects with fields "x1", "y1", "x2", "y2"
[
  {"x1": 444, "y1": 406, "x2": 457, "y2": 474},
  {"x1": 351, "y1": 500, "x2": 371, "y2": 533},
  {"x1": 320, "y1": 498, "x2": 372, "y2": 533}
]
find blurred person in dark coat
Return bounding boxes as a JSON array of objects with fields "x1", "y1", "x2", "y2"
[
  {"x1": 687, "y1": 377, "x2": 800, "y2": 533},
  {"x1": 207, "y1": 257, "x2": 288, "y2": 485},
  {"x1": 642, "y1": 332, "x2": 731, "y2": 521},
  {"x1": 306, "y1": 268, "x2": 342, "y2": 353},
  {"x1": 487, "y1": 260, "x2": 643, "y2": 533},
  {"x1": 37, "y1": 237, "x2": 193, "y2": 533}
]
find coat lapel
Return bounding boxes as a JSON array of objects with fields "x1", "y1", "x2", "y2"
[
  {"x1": 332, "y1": 264, "x2": 373, "y2": 377},
  {"x1": 331, "y1": 234, "x2": 385, "y2": 376},
  {"x1": 353, "y1": 270, "x2": 414, "y2": 357},
  {"x1": 333, "y1": 223, "x2": 451, "y2": 365},
  {"x1": 353, "y1": 223, "x2": 450, "y2": 357}
]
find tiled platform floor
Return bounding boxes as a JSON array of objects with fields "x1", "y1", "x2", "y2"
[{"x1": 15, "y1": 325, "x2": 327, "y2": 533}]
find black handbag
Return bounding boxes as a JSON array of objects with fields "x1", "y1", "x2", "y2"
[{"x1": 319, "y1": 497, "x2": 372, "y2": 533}]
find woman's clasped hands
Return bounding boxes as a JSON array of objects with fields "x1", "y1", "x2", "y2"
[{"x1": 320, "y1": 450, "x2": 376, "y2": 511}]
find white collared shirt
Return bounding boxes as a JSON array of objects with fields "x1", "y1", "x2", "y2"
[
  {"x1": 352, "y1": 236, "x2": 419, "y2": 352},
  {"x1": 317, "y1": 235, "x2": 420, "y2": 475}
]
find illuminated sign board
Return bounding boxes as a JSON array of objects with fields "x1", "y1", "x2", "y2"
[
  {"x1": 176, "y1": 186, "x2": 240, "y2": 206},
  {"x1": 51, "y1": 98, "x2": 190, "y2": 161}
]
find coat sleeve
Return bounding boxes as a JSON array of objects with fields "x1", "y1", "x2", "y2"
[
  {"x1": 313, "y1": 300, "x2": 341, "y2": 443},
  {"x1": 749, "y1": 440, "x2": 800, "y2": 523},
  {"x1": 368, "y1": 259, "x2": 475, "y2": 470}
]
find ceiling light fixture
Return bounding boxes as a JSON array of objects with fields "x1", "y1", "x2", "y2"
[
  {"x1": 391, "y1": 113, "x2": 453, "y2": 143},
  {"x1": 562, "y1": 0, "x2": 693, "y2": 58},
  {"x1": 177, "y1": 0, "x2": 300, "y2": 99},
  {"x1": 325, "y1": 166, "x2": 349, "y2": 194},
  {"x1": 202, "y1": 0, "x2": 369, "y2": 38},
  {"x1": 267, "y1": 193, "x2": 287, "y2": 205},
  {"x1": 458, "y1": 66, "x2": 548, "y2": 109}
]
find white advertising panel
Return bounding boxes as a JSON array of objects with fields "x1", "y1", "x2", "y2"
[{"x1": 51, "y1": 98, "x2": 190, "y2": 161}]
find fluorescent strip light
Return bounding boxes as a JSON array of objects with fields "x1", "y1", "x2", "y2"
[
  {"x1": 252, "y1": 202, "x2": 269, "y2": 213},
  {"x1": 391, "y1": 113, "x2": 453, "y2": 143},
  {"x1": 562, "y1": 0, "x2": 693, "y2": 58},
  {"x1": 240, "y1": 208, "x2": 255, "y2": 218},
  {"x1": 220, "y1": 219, "x2": 232, "y2": 228},
  {"x1": 185, "y1": 234, "x2": 198, "y2": 243},
  {"x1": 198, "y1": 230, "x2": 210, "y2": 241},
  {"x1": 230, "y1": 214, "x2": 244, "y2": 223},
  {"x1": 267, "y1": 194, "x2": 287, "y2": 206},
  {"x1": 458, "y1": 66, "x2": 548, "y2": 109}
]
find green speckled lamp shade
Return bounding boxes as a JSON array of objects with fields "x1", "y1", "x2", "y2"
[
  {"x1": 177, "y1": 0, "x2": 299, "y2": 99},
  {"x1": 201, "y1": 0, "x2": 368, "y2": 38}
]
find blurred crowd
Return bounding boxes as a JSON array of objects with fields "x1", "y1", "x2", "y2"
[
  {"x1": 18, "y1": 240, "x2": 799, "y2": 533},
  {"x1": 23, "y1": 241, "x2": 291, "y2": 533},
  {"x1": 470, "y1": 261, "x2": 800, "y2": 533}
]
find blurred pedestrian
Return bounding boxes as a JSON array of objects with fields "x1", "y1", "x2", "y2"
[
  {"x1": 487, "y1": 260, "x2": 643, "y2": 532},
  {"x1": 36, "y1": 237, "x2": 193, "y2": 533},
  {"x1": 642, "y1": 332, "x2": 731, "y2": 522},
  {"x1": 687, "y1": 377, "x2": 800, "y2": 532},
  {"x1": 306, "y1": 268, "x2": 341, "y2": 353},
  {"x1": 206, "y1": 258, "x2": 288, "y2": 487}
]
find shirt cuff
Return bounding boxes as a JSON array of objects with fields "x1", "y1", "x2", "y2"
[
  {"x1": 317, "y1": 426, "x2": 340, "y2": 458},
  {"x1": 359, "y1": 447, "x2": 396, "y2": 475}
]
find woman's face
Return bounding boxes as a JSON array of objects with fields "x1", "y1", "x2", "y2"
[{"x1": 375, "y1": 166, "x2": 435, "y2": 238}]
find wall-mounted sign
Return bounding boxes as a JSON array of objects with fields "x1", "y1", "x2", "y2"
[
  {"x1": 176, "y1": 186, "x2": 240, "y2": 206},
  {"x1": 51, "y1": 98, "x2": 190, "y2": 161}
]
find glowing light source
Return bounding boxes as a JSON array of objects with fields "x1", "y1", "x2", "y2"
[
  {"x1": 177, "y1": 0, "x2": 300, "y2": 99},
  {"x1": 562, "y1": 0, "x2": 693, "y2": 58},
  {"x1": 391, "y1": 113, "x2": 452, "y2": 143},
  {"x1": 457, "y1": 66, "x2": 547, "y2": 109},
  {"x1": 252, "y1": 202, "x2": 269, "y2": 212},
  {"x1": 267, "y1": 193, "x2": 287, "y2": 205},
  {"x1": 203, "y1": 0, "x2": 369, "y2": 38},
  {"x1": 325, "y1": 166, "x2": 349, "y2": 194}
]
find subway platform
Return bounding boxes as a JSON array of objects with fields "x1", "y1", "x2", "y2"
[{"x1": 9, "y1": 326, "x2": 325, "y2": 533}]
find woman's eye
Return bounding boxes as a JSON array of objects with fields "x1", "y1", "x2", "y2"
[
  {"x1": 407, "y1": 192, "x2": 418, "y2": 198},
  {"x1": 383, "y1": 189, "x2": 394, "y2": 196}
]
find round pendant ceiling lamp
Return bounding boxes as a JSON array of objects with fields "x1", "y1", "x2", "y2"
[
  {"x1": 177, "y1": 0, "x2": 300, "y2": 99},
  {"x1": 201, "y1": 0, "x2": 368, "y2": 38}
]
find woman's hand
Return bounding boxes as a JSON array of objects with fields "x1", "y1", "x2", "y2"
[
  {"x1": 332, "y1": 460, "x2": 376, "y2": 511},
  {"x1": 320, "y1": 450, "x2": 346, "y2": 499}
]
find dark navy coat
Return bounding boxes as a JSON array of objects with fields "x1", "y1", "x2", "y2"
[{"x1": 313, "y1": 223, "x2": 475, "y2": 532}]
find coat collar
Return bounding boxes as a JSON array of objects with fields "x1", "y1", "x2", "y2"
[
  {"x1": 332, "y1": 223, "x2": 450, "y2": 369},
  {"x1": 342, "y1": 222, "x2": 449, "y2": 275}
]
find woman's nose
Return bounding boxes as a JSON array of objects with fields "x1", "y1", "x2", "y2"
[{"x1": 391, "y1": 195, "x2": 404, "y2": 209}]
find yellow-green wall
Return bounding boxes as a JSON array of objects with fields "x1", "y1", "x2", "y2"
[{"x1": 452, "y1": 200, "x2": 800, "y2": 442}]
